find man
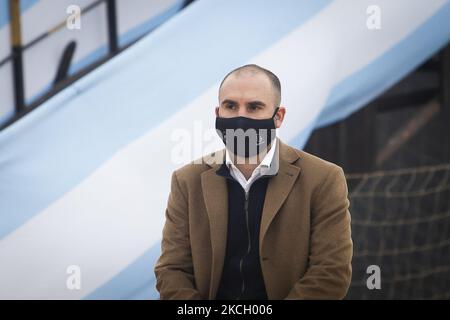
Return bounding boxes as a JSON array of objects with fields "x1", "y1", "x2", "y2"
[{"x1": 154, "y1": 64, "x2": 353, "y2": 300}]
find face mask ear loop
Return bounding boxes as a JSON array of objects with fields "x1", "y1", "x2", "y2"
[{"x1": 272, "y1": 107, "x2": 280, "y2": 119}]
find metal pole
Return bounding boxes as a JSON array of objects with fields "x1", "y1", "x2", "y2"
[
  {"x1": 9, "y1": 0, "x2": 25, "y2": 113},
  {"x1": 106, "y1": 0, "x2": 118, "y2": 53},
  {"x1": 53, "y1": 41, "x2": 77, "y2": 86}
]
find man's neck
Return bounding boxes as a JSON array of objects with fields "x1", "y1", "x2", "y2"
[
  {"x1": 235, "y1": 162, "x2": 258, "y2": 180},
  {"x1": 231, "y1": 144, "x2": 272, "y2": 180}
]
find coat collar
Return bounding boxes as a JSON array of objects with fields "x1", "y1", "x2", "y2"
[{"x1": 200, "y1": 138, "x2": 302, "y2": 299}]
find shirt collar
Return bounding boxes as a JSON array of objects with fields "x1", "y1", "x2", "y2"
[{"x1": 224, "y1": 138, "x2": 279, "y2": 174}]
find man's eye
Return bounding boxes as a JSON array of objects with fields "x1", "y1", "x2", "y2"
[{"x1": 226, "y1": 104, "x2": 235, "y2": 109}]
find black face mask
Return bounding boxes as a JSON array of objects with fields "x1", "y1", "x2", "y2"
[{"x1": 215, "y1": 107, "x2": 279, "y2": 159}]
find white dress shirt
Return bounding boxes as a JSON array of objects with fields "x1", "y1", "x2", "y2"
[{"x1": 225, "y1": 138, "x2": 279, "y2": 193}]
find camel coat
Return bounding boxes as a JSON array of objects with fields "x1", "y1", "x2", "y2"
[{"x1": 154, "y1": 138, "x2": 353, "y2": 299}]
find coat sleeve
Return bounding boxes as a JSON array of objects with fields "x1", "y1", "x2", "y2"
[
  {"x1": 284, "y1": 165, "x2": 353, "y2": 299},
  {"x1": 154, "y1": 170, "x2": 204, "y2": 299}
]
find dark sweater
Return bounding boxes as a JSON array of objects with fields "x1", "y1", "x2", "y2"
[{"x1": 215, "y1": 163, "x2": 271, "y2": 300}]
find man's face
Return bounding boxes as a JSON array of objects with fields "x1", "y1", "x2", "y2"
[{"x1": 217, "y1": 72, "x2": 278, "y2": 120}]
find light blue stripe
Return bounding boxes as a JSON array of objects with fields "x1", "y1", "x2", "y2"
[
  {"x1": 290, "y1": 2, "x2": 450, "y2": 149},
  {"x1": 0, "y1": 0, "x2": 8, "y2": 28},
  {"x1": 0, "y1": 0, "x2": 332, "y2": 239},
  {"x1": 85, "y1": 3, "x2": 450, "y2": 300}
]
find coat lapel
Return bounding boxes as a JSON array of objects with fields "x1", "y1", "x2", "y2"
[{"x1": 259, "y1": 140, "x2": 301, "y2": 251}]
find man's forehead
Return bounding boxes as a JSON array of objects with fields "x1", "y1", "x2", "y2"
[
  {"x1": 219, "y1": 72, "x2": 273, "y2": 100},
  {"x1": 222, "y1": 71, "x2": 271, "y2": 87}
]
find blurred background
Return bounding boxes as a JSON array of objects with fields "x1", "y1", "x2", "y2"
[{"x1": 0, "y1": 0, "x2": 449, "y2": 299}]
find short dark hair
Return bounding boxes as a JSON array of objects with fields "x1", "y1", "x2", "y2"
[{"x1": 219, "y1": 64, "x2": 281, "y2": 108}]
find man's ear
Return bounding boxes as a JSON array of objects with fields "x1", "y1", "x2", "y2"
[
  {"x1": 215, "y1": 106, "x2": 220, "y2": 117},
  {"x1": 274, "y1": 106, "x2": 286, "y2": 129}
]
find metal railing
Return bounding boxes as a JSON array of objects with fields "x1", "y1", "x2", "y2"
[{"x1": 0, "y1": 0, "x2": 193, "y2": 131}]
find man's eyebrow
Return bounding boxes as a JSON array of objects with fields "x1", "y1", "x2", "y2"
[
  {"x1": 247, "y1": 100, "x2": 266, "y2": 107},
  {"x1": 221, "y1": 99, "x2": 237, "y2": 105},
  {"x1": 220, "y1": 99, "x2": 267, "y2": 107}
]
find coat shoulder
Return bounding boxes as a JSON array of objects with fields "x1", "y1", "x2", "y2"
[
  {"x1": 172, "y1": 150, "x2": 222, "y2": 183},
  {"x1": 287, "y1": 146, "x2": 348, "y2": 199},
  {"x1": 289, "y1": 146, "x2": 343, "y2": 176}
]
